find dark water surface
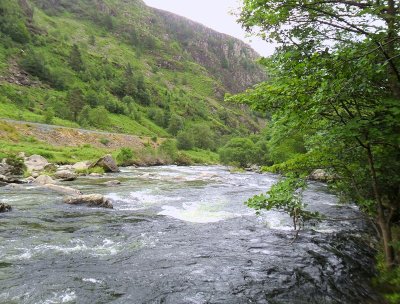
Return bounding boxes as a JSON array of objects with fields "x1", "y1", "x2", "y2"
[{"x1": 0, "y1": 166, "x2": 381, "y2": 303}]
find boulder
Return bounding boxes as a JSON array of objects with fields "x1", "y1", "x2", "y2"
[
  {"x1": 104, "y1": 180, "x2": 121, "y2": 186},
  {"x1": 0, "y1": 174, "x2": 26, "y2": 185},
  {"x1": 91, "y1": 154, "x2": 120, "y2": 173},
  {"x1": 44, "y1": 184, "x2": 82, "y2": 196},
  {"x1": 0, "y1": 161, "x2": 13, "y2": 176},
  {"x1": 34, "y1": 175, "x2": 55, "y2": 185},
  {"x1": 63, "y1": 194, "x2": 113, "y2": 209},
  {"x1": 24, "y1": 155, "x2": 50, "y2": 173},
  {"x1": 308, "y1": 169, "x2": 334, "y2": 182},
  {"x1": 72, "y1": 161, "x2": 92, "y2": 172},
  {"x1": 25, "y1": 176, "x2": 35, "y2": 183},
  {"x1": 0, "y1": 202, "x2": 12, "y2": 213},
  {"x1": 54, "y1": 170, "x2": 77, "y2": 181}
]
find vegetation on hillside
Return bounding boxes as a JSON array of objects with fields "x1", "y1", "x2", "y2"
[{"x1": 0, "y1": 0, "x2": 265, "y2": 160}]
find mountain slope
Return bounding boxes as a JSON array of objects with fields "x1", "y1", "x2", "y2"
[{"x1": 0, "y1": 0, "x2": 266, "y2": 151}]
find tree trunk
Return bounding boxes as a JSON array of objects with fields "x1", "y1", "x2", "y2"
[
  {"x1": 384, "y1": 0, "x2": 400, "y2": 98},
  {"x1": 378, "y1": 217, "x2": 396, "y2": 269}
]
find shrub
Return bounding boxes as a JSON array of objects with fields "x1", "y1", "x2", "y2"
[
  {"x1": 5, "y1": 155, "x2": 26, "y2": 175},
  {"x1": 176, "y1": 130, "x2": 194, "y2": 150},
  {"x1": 116, "y1": 147, "x2": 135, "y2": 166},
  {"x1": 219, "y1": 137, "x2": 257, "y2": 167}
]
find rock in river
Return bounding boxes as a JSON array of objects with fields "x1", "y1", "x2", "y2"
[
  {"x1": 0, "y1": 174, "x2": 26, "y2": 185},
  {"x1": 34, "y1": 175, "x2": 55, "y2": 185},
  {"x1": 72, "y1": 161, "x2": 92, "y2": 172},
  {"x1": 44, "y1": 184, "x2": 82, "y2": 196},
  {"x1": 91, "y1": 154, "x2": 120, "y2": 173},
  {"x1": 54, "y1": 170, "x2": 77, "y2": 181},
  {"x1": 0, "y1": 202, "x2": 12, "y2": 213},
  {"x1": 63, "y1": 194, "x2": 113, "y2": 209}
]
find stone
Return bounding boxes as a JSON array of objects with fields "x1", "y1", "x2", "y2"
[
  {"x1": 89, "y1": 173, "x2": 103, "y2": 177},
  {"x1": 104, "y1": 180, "x2": 121, "y2": 186},
  {"x1": 63, "y1": 194, "x2": 113, "y2": 209},
  {"x1": 25, "y1": 176, "x2": 35, "y2": 183},
  {"x1": 72, "y1": 161, "x2": 92, "y2": 172},
  {"x1": 308, "y1": 169, "x2": 334, "y2": 182},
  {"x1": 54, "y1": 170, "x2": 77, "y2": 181},
  {"x1": 24, "y1": 155, "x2": 50, "y2": 173},
  {"x1": 4, "y1": 183, "x2": 24, "y2": 190},
  {"x1": 0, "y1": 174, "x2": 25, "y2": 184},
  {"x1": 34, "y1": 175, "x2": 55, "y2": 185},
  {"x1": 0, "y1": 161, "x2": 13, "y2": 176},
  {"x1": 44, "y1": 184, "x2": 82, "y2": 196},
  {"x1": 91, "y1": 154, "x2": 120, "y2": 173},
  {"x1": 0, "y1": 202, "x2": 12, "y2": 213}
]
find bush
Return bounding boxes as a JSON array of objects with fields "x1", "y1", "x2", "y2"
[
  {"x1": 177, "y1": 130, "x2": 194, "y2": 150},
  {"x1": 116, "y1": 147, "x2": 135, "y2": 166},
  {"x1": 5, "y1": 155, "x2": 26, "y2": 175},
  {"x1": 219, "y1": 137, "x2": 257, "y2": 167},
  {"x1": 88, "y1": 106, "x2": 111, "y2": 128}
]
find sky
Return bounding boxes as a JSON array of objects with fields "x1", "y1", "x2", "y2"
[{"x1": 142, "y1": 0, "x2": 275, "y2": 57}]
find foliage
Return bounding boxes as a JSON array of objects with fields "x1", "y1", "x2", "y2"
[
  {"x1": 5, "y1": 154, "x2": 26, "y2": 175},
  {"x1": 116, "y1": 147, "x2": 135, "y2": 166},
  {"x1": 176, "y1": 130, "x2": 194, "y2": 150},
  {"x1": 219, "y1": 137, "x2": 256, "y2": 167},
  {"x1": 246, "y1": 176, "x2": 319, "y2": 231},
  {"x1": 236, "y1": 0, "x2": 400, "y2": 270}
]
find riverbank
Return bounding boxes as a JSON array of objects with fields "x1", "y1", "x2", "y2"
[{"x1": 0, "y1": 120, "x2": 219, "y2": 165}]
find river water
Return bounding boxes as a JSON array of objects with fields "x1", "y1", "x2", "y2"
[{"x1": 0, "y1": 166, "x2": 381, "y2": 303}]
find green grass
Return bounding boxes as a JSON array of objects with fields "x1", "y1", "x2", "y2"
[
  {"x1": 185, "y1": 149, "x2": 219, "y2": 164},
  {"x1": 0, "y1": 139, "x2": 109, "y2": 164}
]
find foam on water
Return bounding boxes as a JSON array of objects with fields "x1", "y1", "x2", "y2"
[
  {"x1": 159, "y1": 202, "x2": 237, "y2": 223},
  {"x1": 43, "y1": 290, "x2": 76, "y2": 303}
]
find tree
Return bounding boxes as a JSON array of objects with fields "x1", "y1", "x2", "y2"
[
  {"x1": 236, "y1": 0, "x2": 400, "y2": 269},
  {"x1": 67, "y1": 88, "x2": 84, "y2": 121},
  {"x1": 69, "y1": 44, "x2": 84, "y2": 72},
  {"x1": 177, "y1": 130, "x2": 194, "y2": 150}
]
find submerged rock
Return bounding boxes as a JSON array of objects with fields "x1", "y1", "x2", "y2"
[
  {"x1": 63, "y1": 194, "x2": 113, "y2": 209},
  {"x1": 44, "y1": 184, "x2": 82, "y2": 196},
  {"x1": 54, "y1": 170, "x2": 77, "y2": 181},
  {"x1": 104, "y1": 180, "x2": 121, "y2": 186},
  {"x1": 0, "y1": 202, "x2": 12, "y2": 213},
  {"x1": 91, "y1": 154, "x2": 120, "y2": 173}
]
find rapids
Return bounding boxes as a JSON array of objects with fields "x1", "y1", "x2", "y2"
[{"x1": 0, "y1": 166, "x2": 381, "y2": 303}]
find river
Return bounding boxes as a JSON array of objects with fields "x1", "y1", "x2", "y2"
[{"x1": 0, "y1": 166, "x2": 381, "y2": 303}]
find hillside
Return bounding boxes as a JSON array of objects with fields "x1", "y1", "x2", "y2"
[{"x1": 0, "y1": 0, "x2": 266, "y2": 158}]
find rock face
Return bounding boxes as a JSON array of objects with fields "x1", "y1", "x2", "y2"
[
  {"x1": 63, "y1": 194, "x2": 113, "y2": 209},
  {"x1": 54, "y1": 170, "x2": 77, "y2": 181},
  {"x1": 0, "y1": 202, "x2": 12, "y2": 213},
  {"x1": 34, "y1": 175, "x2": 55, "y2": 185},
  {"x1": 24, "y1": 155, "x2": 52, "y2": 173},
  {"x1": 91, "y1": 154, "x2": 120, "y2": 173}
]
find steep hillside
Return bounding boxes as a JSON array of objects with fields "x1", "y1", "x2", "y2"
[{"x1": 0, "y1": 0, "x2": 266, "y2": 154}]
